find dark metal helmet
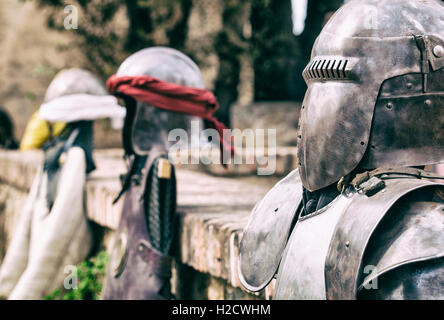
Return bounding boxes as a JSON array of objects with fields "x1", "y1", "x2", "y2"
[
  {"x1": 298, "y1": 0, "x2": 444, "y2": 192},
  {"x1": 115, "y1": 47, "x2": 205, "y2": 155},
  {"x1": 44, "y1": 68, "x2": 107, "y2": 102}
]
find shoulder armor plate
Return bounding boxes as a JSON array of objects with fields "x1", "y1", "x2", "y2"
[
  {"x1": 239, "y1": 169, "x2": 302, "y2": 291},
  {"x1": 358, "y1": 200, "x2": 444, "y2": 296},
  {"x1": 325, "y1": 177, "x2": 444, "y2": 299}
]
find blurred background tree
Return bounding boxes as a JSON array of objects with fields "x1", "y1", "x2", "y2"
[{"x1": 31, "y1": 0, "x2": 342, "y2": 125}]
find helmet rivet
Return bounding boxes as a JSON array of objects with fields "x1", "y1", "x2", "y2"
[
  {"x1": 433, "y1": 45, "x2": 444, "y2": 58},
  {"x1": 424, "y1": 99, "x2": 432, "y2": 106},
  {"x1": 386, "y1": 102, "x2": 393, "y2": 110}
]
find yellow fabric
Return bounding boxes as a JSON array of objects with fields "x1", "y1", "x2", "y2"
[{"x1": 19, "y1": 111, "x2": 66, "y2": 150}]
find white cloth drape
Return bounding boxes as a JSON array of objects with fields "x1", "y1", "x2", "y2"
[
  {"x1": 39, "y1": 94, "x2": 126, "y2": 129},
  {"x1": 0, "y1": 148, "x2": 93, "y2": 299}
]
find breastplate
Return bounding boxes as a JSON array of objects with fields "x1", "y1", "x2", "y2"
[{"x1": 274, "y1": 176, "x2": 444, "y2": 299}]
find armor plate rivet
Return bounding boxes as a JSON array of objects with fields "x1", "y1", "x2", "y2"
[
  {"x1": 345, "y1": 241, "x2": 350, "y2": 248},
  {"x1": 433, "y1": 45, "x2": 444, "y2": 58},
  {"x1": 424, "y1": 99, "x2": 432, "y2": 106},
  {"x1": 386, "y1": 102, "x2": 393, "y2": 110}
]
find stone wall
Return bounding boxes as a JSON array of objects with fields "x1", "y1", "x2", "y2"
[
  {"x1": 231, "y1": 101, "x2": 302, "y2": 147},
  {"x1": 0, "y1": 185, "x2": 27, "y2": 260}
]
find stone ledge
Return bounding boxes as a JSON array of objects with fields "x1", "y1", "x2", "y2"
[{"x1": 0, "y1": 149, "x2": 279, "y2": 298}]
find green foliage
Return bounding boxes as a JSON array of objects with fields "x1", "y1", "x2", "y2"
[
  {"x1": 33, "y1": 0, "x2": 191, "y2": 78},
  {"x1": 24, "y1": 91, "x2": 37, "y2": 101},
  {"x1": 33, "y1": 0, "x2": 125, "y2": 78},
  {"x1": 31, "y1": 0, "x2": 343, "y2": 113},
  {"x1": 44, "y1": 250, "x2": 109, "y2": 300}
]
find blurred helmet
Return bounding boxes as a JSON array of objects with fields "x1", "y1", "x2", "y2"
[
  {"x1": 298, "y1": 0, "x2": 444, "y2": 192},
  {"x1": 21, "y1": 68, "x2": 107, "y2": 150},
  {"x1": 115, "y1": 47, "x2": 205, "y2": 155},
  {"x1": 45, "y1": 68, "x2": 107, "y2": 102}
]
